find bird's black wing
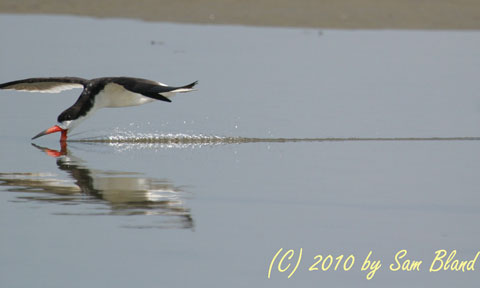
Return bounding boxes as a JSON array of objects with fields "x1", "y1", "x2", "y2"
[
  {"x1": 111, "y1": 77, "x2": 197, "y2": 103},
  {"x1": 0, "y1": 77, "x2": 88, "y2": 93}
]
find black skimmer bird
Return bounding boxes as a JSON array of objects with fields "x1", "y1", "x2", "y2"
[{"x1": 0, "y1": 77, "x2": 197, "y2": 142}]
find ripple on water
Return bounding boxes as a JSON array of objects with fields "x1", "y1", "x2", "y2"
[
  {"x1": 69, "y1": 128, "x2": 480, "y2": 151},
  {"x1": 71, "y1": 128, "x2": 230, "y2": 150}
]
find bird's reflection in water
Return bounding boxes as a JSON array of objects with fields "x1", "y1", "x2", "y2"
[{"x1": 0, "y1": 143, "x2": 193, "y2": 229}]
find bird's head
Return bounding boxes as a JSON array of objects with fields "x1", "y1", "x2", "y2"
[{"x1": 31, "y1": 121, "x2": 74, "y2": 142}]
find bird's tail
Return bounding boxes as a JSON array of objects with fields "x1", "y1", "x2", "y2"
[
  {"x1": 171, "y1": 81, "x2": 198, "y2": 93},
  {"x1": 159, "y1": 81, "x2": 198, "y2": 100}
]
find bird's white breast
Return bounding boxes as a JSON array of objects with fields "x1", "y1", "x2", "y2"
[{"x1": 94, "y1": 83, "x2": 154, "y2": 108}]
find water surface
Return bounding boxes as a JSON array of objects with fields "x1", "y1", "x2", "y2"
[{"x1": 1, "y1": 14, "x2": 480, "y2": 288}]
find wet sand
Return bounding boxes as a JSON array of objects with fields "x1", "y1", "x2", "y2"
[{"x1": 1, "y1": 0, "x2": 479, "y2": 29}]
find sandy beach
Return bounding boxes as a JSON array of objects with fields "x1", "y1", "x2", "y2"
[{"x1": 1, "y1": 0, "x2": 479, "y2": 29}]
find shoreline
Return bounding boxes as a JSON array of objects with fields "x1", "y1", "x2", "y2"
[{"x1": 1, "y1": 0, "x2": 480, "y2": 30}]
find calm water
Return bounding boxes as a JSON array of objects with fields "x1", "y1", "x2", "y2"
[{"x1": 1, "y1": 14, "x2": 480, "y2": 287}]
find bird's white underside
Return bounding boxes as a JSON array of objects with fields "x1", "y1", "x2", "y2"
[{"x1": 95, "y1": 83, "x2": 155, "y2": 108}]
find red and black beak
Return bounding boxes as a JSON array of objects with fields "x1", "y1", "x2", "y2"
[{"x1": 32, "y1": 125, "x2": 68, "y2": 142}]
